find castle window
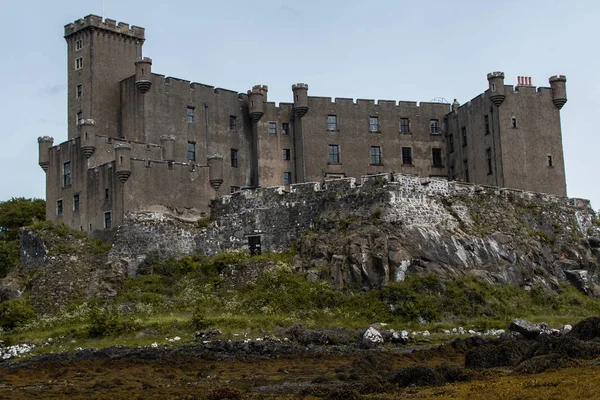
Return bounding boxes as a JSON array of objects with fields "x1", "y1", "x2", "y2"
[
  {"x1": 231, "y1": 148, "x2": 238, "y2": 168},
  {"x1": 461, "y1": 127, "x2": 467, "y2": 147},
  {"x1": 511, "y1": 116, "x2": 518, "y2": 128},
  {"x1": 89, "y1": 223, "x2": 92, "y2": 232},
  {"x1": 464, "y1": 160, "x2": 470, "y2": 182},
  {"x1": 402, "y1": 147, "x2": 412, "y2": 165},
  {"x1": 284, "y1": 172, "x2": 292, "y2": 185},
  {"x1": 370, "y1": 146, "x2": 382, "y2": 165},
  {"x1": 449, "y1": 134, "x2": 455, "y2": 153},
  {"x1": 105, "y1": 188, "x2": 109, "y2": 200},
  {"x1": 547, "y1": 155, "x2": 553, "y2": 167},
  {"x1": 282, "y1": 122, "x2": 290, "y2": 135},
  {"x1": 56, "y1": 199, "x2": 63, "y2": 216},
  {"x1": 75, "y1": 39, "x2": 83, "y2": 51},
  {"x1": 450, "y1": 164, "x2": 456, "y2": 180},
  {"x1": 104, "y1": 212, "x2": 112, "y2": 229},
  {"x1": 229, "y1": 116, "x2": 237, "y2": 131},
  {"x1": 268, "y1": 122, "x2": 277, "y2": 135},
  {"x1": 369, "y1": 117, "x2": 379, "y2": 132},
  {"x1": 328, "y1": 145, "x2": 340, "y2": 164},
  {"x1": 75, "y1": 57, "x2": 83, "y2": 70},
  {"x1": 485, "y1": 115, "x2": 490, "y2": 134},
  {"x1": 327, "y1": 115, "x2": 337, "y2": 131},
  {"x1": 76, "y1": 84, "x2": 82, "y2": 98},
  {"x1": 231, "y1": 186, "x2": 241, "y2": 193},
  {"x1": 491, "y1": 83, "x2": 496, "y2": 91},
  {"x1": 76, "y1": 110, "x2": 82, "y2": 124},
  {"x1": 283, "y1": 148, "x2": 291, "y2": 161},
  {"x1": 73, "y1": 194, "x2": 80, "y2": 211},
  {"x1": 430, "y1": 119, "x2": 440, "y2": 135},
  {"x1": 432, "y1": 148, "x2": 443, "y2": 167},
  {"x1": 486, "y1": 148, "x2": 493, "y2": 174},
  {"x1": 400, "y1": 118, "x2": 410, "y2": 134},
  {"x1": 187, "y1": 107, "x2": 195, "y2": 123},
  {"x1": 63, "y1": 162, "x2": 71, "y2": 187},
  {"x1": 187, "y1": 142, "x2": 196, "y2": 161}
]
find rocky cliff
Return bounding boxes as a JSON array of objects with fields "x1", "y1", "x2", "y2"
[{"x1": 109, "y1": 174, "x2": 600, "y2": 292}]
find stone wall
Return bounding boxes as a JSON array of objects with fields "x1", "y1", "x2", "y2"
[{"x1": 109, "y1": 173, "x2": 599, "y2": 280}]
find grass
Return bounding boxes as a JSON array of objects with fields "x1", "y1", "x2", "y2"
[{"x1": 3, "y1": 250, "x2": 600, "y2": 354}]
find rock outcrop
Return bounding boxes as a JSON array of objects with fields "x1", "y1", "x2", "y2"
[{"x1": 108, "y1": 174, "x2": 600, "y2": 292}]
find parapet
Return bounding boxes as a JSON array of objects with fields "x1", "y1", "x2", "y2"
[
  {"x1": 64, "y1": 15, "x2": 145, "y2": 39},
  {"x1": 292, "y1": 83, "x2": 309, "y2": 91},
  {"x1": 550, "y1": 75, "x2": 567, "y2": 83},
  {"x1": 487, "y1": 71, "x2": 505, "y2": 80}
]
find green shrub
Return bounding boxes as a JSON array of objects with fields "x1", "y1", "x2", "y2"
[
  {"x1": 0, "y1": 298, "x2": 36, "y2": 330},
  {"x1": 190, "y1": 305, "x2": 211, "y2": 330},
  {"x1": 0, "y1": 240, "x2": 19, "y2": 278},
  {"x1": 0, "y1": 197, "x2": 45, "y2": 241},
  {"x1": 88, "y1": 306, "x2": 119, "y2": 337}
]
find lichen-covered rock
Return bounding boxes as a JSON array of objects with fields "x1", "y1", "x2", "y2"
[{"x1": 363, "y1": 327, "x2": 384, "y2": 344}]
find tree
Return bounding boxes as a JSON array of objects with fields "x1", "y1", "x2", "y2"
[{"x1": 0, "y1": 198, "x2": 45, "y2": 241}]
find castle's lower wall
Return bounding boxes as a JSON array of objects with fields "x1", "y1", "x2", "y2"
[{"x1": 109, "y1": 173, "x2": 599, "y2": 276}]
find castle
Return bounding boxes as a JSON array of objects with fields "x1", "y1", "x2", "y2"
[{"x1": 38, "y1": 15, "x2": 568, "y2": 238}]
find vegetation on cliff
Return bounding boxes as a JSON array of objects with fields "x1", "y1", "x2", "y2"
[
  {"x1": 2, "y1": 221, "x2": 600, "y2": 351},
  {"x1": 0, "y1": 198, "x2": 44, "y2": 278}
]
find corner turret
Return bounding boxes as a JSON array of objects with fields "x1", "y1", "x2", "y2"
[
  {"x1": 487, "y1": 72, "x2": 506, "y2": 107},
  {"x1": 248, "y1": 85, "x2": 267, "y2": 122},
  {"x1": 135, "y1": 57, "x2": 152, "y2": 93},
  {"x1": 78, "y1": 119, "x2": 96, "y2": 158},
  {"x1": 292, "y1": 83, "x2": 309, "y2": 117},
  {"x1": 38, "y1": 136, "x2": 54, "y2": 172},
  {"x1": 549, "y1": 75, "x2": 567, "y2": 110},
  {"x1": 207, "y1": 154, "x2": 224, "y2": 191},
  {"x1": 160, "y1": 135, "x2": 175, "y2": 161},
  {"x1": 114, "y1": 143, "x2": 132, "y2": 183}
]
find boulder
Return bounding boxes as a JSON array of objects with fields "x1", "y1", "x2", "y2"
[
  {"x1": 564, "y1": 269, "x2": 590, "y2": 294},
  {"x1": 363, "y1": 327, "x2": 384, "y2": 344},
  {"x1": 509, "y1": 319, "x2": 547, "y2": 339}
]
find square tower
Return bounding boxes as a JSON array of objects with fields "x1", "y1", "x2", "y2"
[{"x1": 64, "y1": 15, "x2": 145, "y2": 139}]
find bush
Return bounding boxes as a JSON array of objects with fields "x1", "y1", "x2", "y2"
[
  {"x1": 88, "y1": 306, "x2": 119, "y2": 337},
  {"x1": 0, "y1": 198, "x2": 45, "y2": 241},
  {"x1": 190, "y1": 306, "x2": 211, "y2": 330},
  {"x1": 0, "y1": 298, "x2": 36, "y2": 330},
  {"x1": 0, "y1": 240, "x2": 19, "y2": 278}
]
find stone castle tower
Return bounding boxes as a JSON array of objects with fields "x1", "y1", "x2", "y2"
[{"x1": 39, "y1": 15, "x2": 568, "y2": 239}]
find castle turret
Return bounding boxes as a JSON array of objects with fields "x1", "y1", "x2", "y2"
[
  {"x1": 247, "y1": 85, "x2": 267, "y2": 187},
  {"x1": 160, "y1": 134, "x2": 175, "y2": 161},
  {"x1": 114, "y1": 143, "x2": 132, "y2": 183},
  {"x1": 135, "y1": 57, "x2": 152, "y2": 93},
  {"x1": 207, "y1": 154, "x2": 224, "y2": 191},
  {"x1": 487, "y1": 72, "x2": 506, "y2": 107},
  {"x1": 292, "y1": 83, "x2": 309, "y2": 117},
  {"x1": 38, "y1": 136, "x2": 54, "y2": 172},
  {"x1": 549, "y1": 75, "x2": 567, "y2": 110},
  {"x1": 78, "y1": 118, "x2": 96, "y2": 158},
  {"x1": 248, "y1": 85, "x2": 266, "y2": 122}
]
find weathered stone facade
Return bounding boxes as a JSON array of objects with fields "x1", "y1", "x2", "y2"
[
  {"x1": 40, "y1": 15, "x2": 569, "y2": 238},
  {"x1": 109, "y1": 174, "x2": 600, "y2": 291}
]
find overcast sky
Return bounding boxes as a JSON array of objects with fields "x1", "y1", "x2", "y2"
[{"x1": 1, "y1": 0, "x2": 598, "y2": 209}]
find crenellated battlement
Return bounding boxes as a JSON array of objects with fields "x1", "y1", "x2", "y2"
[{"x1": 64, "y1": 14, "x2": 145, "y2": 39}]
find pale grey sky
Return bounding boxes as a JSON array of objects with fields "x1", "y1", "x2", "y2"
[{"x1": 1, "y1": 0, "x2": 598, "y2": 209}]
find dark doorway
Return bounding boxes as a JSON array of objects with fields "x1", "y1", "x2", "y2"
[{"x1": 248, "y1": 236, "x2": 261, "y2": 256}]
